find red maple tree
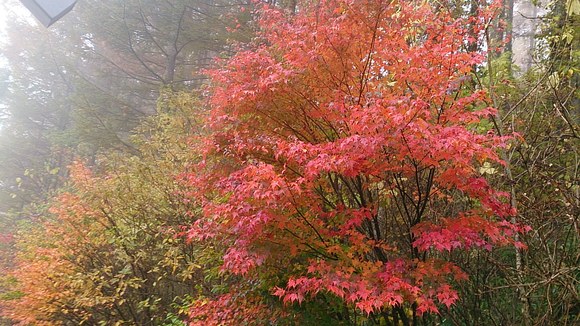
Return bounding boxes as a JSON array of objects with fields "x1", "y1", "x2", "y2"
[{"x1": 185, "y1": 0, "x2": 526, "y2": 323}]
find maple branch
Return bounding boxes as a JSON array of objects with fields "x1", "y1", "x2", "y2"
[
  {"x1": 313, "y1": 184, "x2": 338, "y2": 210},
  {"x1": 392, "y1": 174, "x2": 415, "y2": 229},
  {"x1": 418, "y1": 167, "x2": 436, "y2": 219},
  {"x1": 327, "y1": 172, "x2": 346, "y2": 207},
  {"x1": 357, "y1": 7, "x2": 383, "y2": 104},
  {"x1": 256, "y1": 102, "x2": 313, "y2": 142},
  {"x1": 336, "y1": 175, "x2": 364, "y2": 208},
  {"x1": 286, "y1": 187, "x2": 328, "y2": 246},
  {"x1": 282, "y1": 227, "x2": 337, "y2": 261}
]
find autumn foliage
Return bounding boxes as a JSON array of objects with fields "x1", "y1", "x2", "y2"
[
  {"x1": 1, "y1": 0, "x2": 547, "y2": 325},
  {"x1": 184, "y1": 0, "x2": 527, "y2": 323},
  {"x1": 5, "y1": 165, "x2": 109, "y2": 325},
  {"x1": 2, "y1": 94, "x2": 207, "y2": 325}
]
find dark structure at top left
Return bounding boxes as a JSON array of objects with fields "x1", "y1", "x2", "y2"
[{"x1": 19, "y1": 0, "x2": 77, "y2": 27}]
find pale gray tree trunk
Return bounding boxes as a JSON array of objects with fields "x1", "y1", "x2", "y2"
[{"x1": 511, "y1": 0, "x2": 546, "y2": 74}]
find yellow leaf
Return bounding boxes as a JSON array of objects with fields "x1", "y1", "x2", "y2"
[
  {"x1": 568, "y1": 0, "x2": 580, "y2": 15},
  {"x1": 479, "y1": 162, "x2": 497, "y2": 175}
]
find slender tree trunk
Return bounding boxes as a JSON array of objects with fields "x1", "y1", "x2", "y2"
[
  {"x1": 511, "y1": 0, "x2": 546, "y2": 75},
  {"x1": 485, "y1": 23, "x2": 532, "y2": 323}
]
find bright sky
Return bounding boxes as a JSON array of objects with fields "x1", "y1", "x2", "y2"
[
  {"x1": 0, "y1": 0, "x2": 40, "y2": 75},
  {"x1": 0, "y1": 2, "x2": 9, "y2": 47},
  {"x1": 0, "y1": 0, "x2": 31, "y2": 112},
  {"x1": 0, "y1": 0, "x2": 36, "y2": 47}
]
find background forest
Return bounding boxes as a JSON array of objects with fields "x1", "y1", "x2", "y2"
[{"x1": 0, "y1": 0, "x2": 577, "y2": 325}]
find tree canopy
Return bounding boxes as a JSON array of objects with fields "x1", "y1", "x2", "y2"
[{"x1": 0, "y1": 0, "x2": 578, "y2": 325}]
